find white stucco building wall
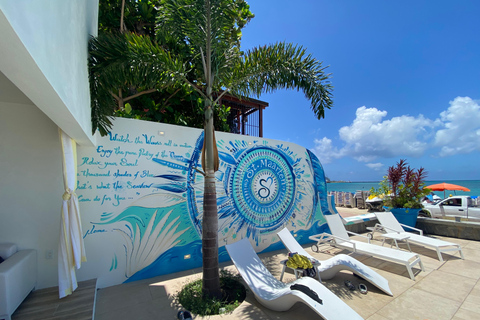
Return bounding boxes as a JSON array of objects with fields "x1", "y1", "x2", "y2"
[
  {"x1": 0, "y1": 0, "x2": 98, "y2": 146},
  {"x1": 0, "y1": 0, "x2": 98, "y2": 289},
  {"x1": 0, "y1": 87, "x2": 64, "y2": 289}
]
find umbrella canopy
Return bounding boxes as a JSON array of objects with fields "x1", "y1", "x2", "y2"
[{"x1": 425, "y1": 182, "x2": 470, "y2": 198}]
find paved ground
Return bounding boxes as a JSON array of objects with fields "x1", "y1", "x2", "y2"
[
  {"x1": 336, "y1": 206, "x2": 371, "y2": 218},
  {"x1": 94, "y1": 232, "x2": 479, "y2": 320}
]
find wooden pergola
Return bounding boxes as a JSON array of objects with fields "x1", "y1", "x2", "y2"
[{"x1": 216, "y1": 92, "x2": 269, "y2": 137}]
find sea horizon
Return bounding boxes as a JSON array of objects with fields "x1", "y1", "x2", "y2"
[
  {"x1": 328, "y1": 179, "x2": 480, "y2": 183},
  {"x1": 326, "y1": 179, "x2": 480, "y2": 198}
]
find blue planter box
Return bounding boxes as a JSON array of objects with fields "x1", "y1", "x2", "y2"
[{"x1": 389, "y1": 208, "x2": 421, "y2": 228}]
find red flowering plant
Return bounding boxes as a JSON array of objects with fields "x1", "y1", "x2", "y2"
[{"x1": 371, "y1": 159, "x2": 431, "y2": 209}]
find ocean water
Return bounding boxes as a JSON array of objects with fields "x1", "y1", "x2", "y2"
[{"x1": 326, "y1": 180, "x2": 480, "y2": 198}]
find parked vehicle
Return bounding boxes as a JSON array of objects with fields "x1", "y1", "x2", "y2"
[{"x1": 420, "y1": 196, "x2": 480, "y2": 220}]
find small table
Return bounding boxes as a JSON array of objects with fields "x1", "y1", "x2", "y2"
[
  {"x1": 279, "y1": 259, "x2": 322, "y2": 282},
  {"x1": 379, "y1": 233, "x2": 412, "y2": 252}
]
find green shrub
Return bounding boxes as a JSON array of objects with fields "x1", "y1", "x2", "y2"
[
  {"x1": 370, "y1": 159, "x2": 430, "y2": 209},
  {"x1": 176, "y1": 270, "x2": 246, "y2": 316}
]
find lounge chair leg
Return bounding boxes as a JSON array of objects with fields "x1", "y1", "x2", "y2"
[
  {"x1": 315, "y1": 267, "x2": 322, "y2": 282},
  {"x1": 405, "y1": 240, "x2": 412, "y2": 252},
  {"x1": 459, "y1": 248, "x2": 465, "y2": 260},
  {"x1": 393, "y1": 239, "x2": 399, "y2": 249},
  {"x1": 407, "y1": 255, "x2": 424, "y2": 281},
  {"x1": 406, "y1": 265, "x2": 415, "y2": 281},
  {"x1": 437, "y1": 249, "x2": 444, "y2": 262},
  {"x1": 293, "y1": 269, "x2": 301, "y2": 279},
  {"x1": 280, "y1": 264, "x2": 287, "y2": 281}
]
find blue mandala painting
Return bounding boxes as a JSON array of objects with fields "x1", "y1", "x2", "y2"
[{"x1": 78, "y1": 119, "x2": 330, "y2": 286}]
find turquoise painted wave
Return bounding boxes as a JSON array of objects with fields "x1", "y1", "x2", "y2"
[{"x1": 125, "y1": 219, "x2": 330, "y2": 283}]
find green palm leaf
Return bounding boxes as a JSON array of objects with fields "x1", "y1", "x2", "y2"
[
  {"x1": 227, "y1": 42, "x2": 332, "y2": 119},
  {"x1": 89, "y1": 31, "x2": 189, "y2": 134}
]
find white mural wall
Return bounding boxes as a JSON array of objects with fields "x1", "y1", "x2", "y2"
[{"x1": 77, "y1": 117, "x2": 330, "y2": 288}]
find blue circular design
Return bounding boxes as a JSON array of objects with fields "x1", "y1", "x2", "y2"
[{"x1": 231, "y1": 147, "x2": 295, "y2": 231}]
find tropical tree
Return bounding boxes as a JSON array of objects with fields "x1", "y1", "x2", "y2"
[
  {"x1": 89, "y1": 0, "x2": 333, "y2": 298},
  {"x1": 94, "y1": 0, "x2": 242, "y2": 132},
  {"x1": 98, "y1": 0, "x2": 159, "y2": 36}
]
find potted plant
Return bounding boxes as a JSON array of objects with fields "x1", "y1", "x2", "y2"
[{"x1": 370, "y1": 159, "x2": 431, "y2": 227}]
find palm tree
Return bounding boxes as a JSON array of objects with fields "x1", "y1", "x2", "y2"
[{"x1": 89, "y1": 0, "x2": 333, "y2": 299}]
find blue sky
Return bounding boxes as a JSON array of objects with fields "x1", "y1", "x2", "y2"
[{"x1": 240, "y1": 0, "x2": 480, "y2": 181}]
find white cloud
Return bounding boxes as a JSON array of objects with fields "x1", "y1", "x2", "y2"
[
  {"x1": 365, "y1": 162, "x2": 384, "y2": 170},
  {"x1": 338, "y1": 106, "x2": 435, "y2": 161},
  {"x1": 312, "y1": 97, "x2": 480, "y2": 165},
  {"x1": 312, "y1": 137, "x2": 344, "y2": 164},
  {"x1": 434, "y1": 97, "x2": 480, "y2": 156}
]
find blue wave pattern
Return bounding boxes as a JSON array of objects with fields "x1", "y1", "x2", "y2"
[
  {"x1": 126, "y1": 240, "x2": 234, "y2": 283},
  {"x1": 128, "y1": 222, "x2": 330, "y2": 283},
  {"x1": 86, "y1": 130, "x2": 331, "y2": 284},
  {"x1": 93, "y1": 199, "x2": 198, "y2": 279},
  {"x1": 307, "y1": 150, "x2": 330, "y2": 218}
]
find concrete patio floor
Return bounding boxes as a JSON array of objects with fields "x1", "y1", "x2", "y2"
[{"x1": 94, "y1": 233, "x2": 480, "y2": 320}]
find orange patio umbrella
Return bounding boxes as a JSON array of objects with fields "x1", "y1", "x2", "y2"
[{"x1": 425, "y1": 182, "x2": 470, "y2": 198}]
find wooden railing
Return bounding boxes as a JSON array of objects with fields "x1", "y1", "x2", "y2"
[{"x1": 217, "y1": 93, "x2": 268, "y2": 137}]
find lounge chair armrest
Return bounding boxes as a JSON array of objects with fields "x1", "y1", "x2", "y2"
[
  {"x1": 368, "y1": 223, "x2": 385, "y2": 241},
  {"x1": 331, "y1": 234, "x2": 357, "y2": 251},
  {"x1": 372, "y1": 223, "x2": 386, "y2": 234},
  {"x1": 381, "y1": 225, "x2": 403, "y2": 234},
  {"x1": 400, "y1": 223, "x2": 423, "y2": 235},
  {"x1": 309, "y1": 232, "x2": 333, "y2": 244},
  {"x1": 346, "y1": 230, "x2": 370, "y2": 242},
  {"x1": 309, "y1": 233, "x2": 357, "y2": 251}
]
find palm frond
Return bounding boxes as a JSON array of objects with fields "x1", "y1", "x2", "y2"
[
  {"x1": 88, "y1": 31, "x2": 190, "y2": 134},
  {"x1": 156, "y1": 0, "x2": 245, "y2": 90},
  {"x1": 226, "y1": 42, "x2": 333, "y2": 119}
]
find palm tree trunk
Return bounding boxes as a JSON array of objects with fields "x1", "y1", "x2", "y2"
[
  {"x1": 120, "y1": 0, "x2": 126, "y2": 33},
  {"x1": 202, "y1": 104, "x2": 221, "y2": 299},
  {"x1": 201, "y1": 0, "x2": 221, "y2": 300}
]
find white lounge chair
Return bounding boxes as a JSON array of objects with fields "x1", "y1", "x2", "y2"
[
  {"x1": 336, "y1": 191, "x2": 344, "y2": 207},
  {"x1": 344, "y1": 192, "x2": 354, "y2": 208},
  {"x1": 310, "y1": 214, "x2": 424, "y2": 280},
  {"x1": 225, "y1": 238, "x2": 364, "y2": 320},
  {"x1": 354, "y1": 191, "x2": 367, "y2": 209},
  {"x1": 327, "y1": 194, "x2": 338, "y2": 215},
  {"x1": 277, "y1": 228, "x2": 393, "y2": 295},
  {"x1": 373, "y1": 212, "x2": 465, "y2": 262}
]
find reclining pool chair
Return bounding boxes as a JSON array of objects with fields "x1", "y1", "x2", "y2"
[
  {"x1": 225, "y1": 238, "x2": 364, "y2": 320},
  {"x1": 277, "y1": 228, "x2": 392, "y2": 295},
  {"x1": 311, "y1": 214, "x2": 424, "y2": 280},
  {"x1": 327, "y1": 194, "x2": 339, "y2": 215},
  {"x1": 373, "y1": 212, "x2": 464, "y2": 262}
]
